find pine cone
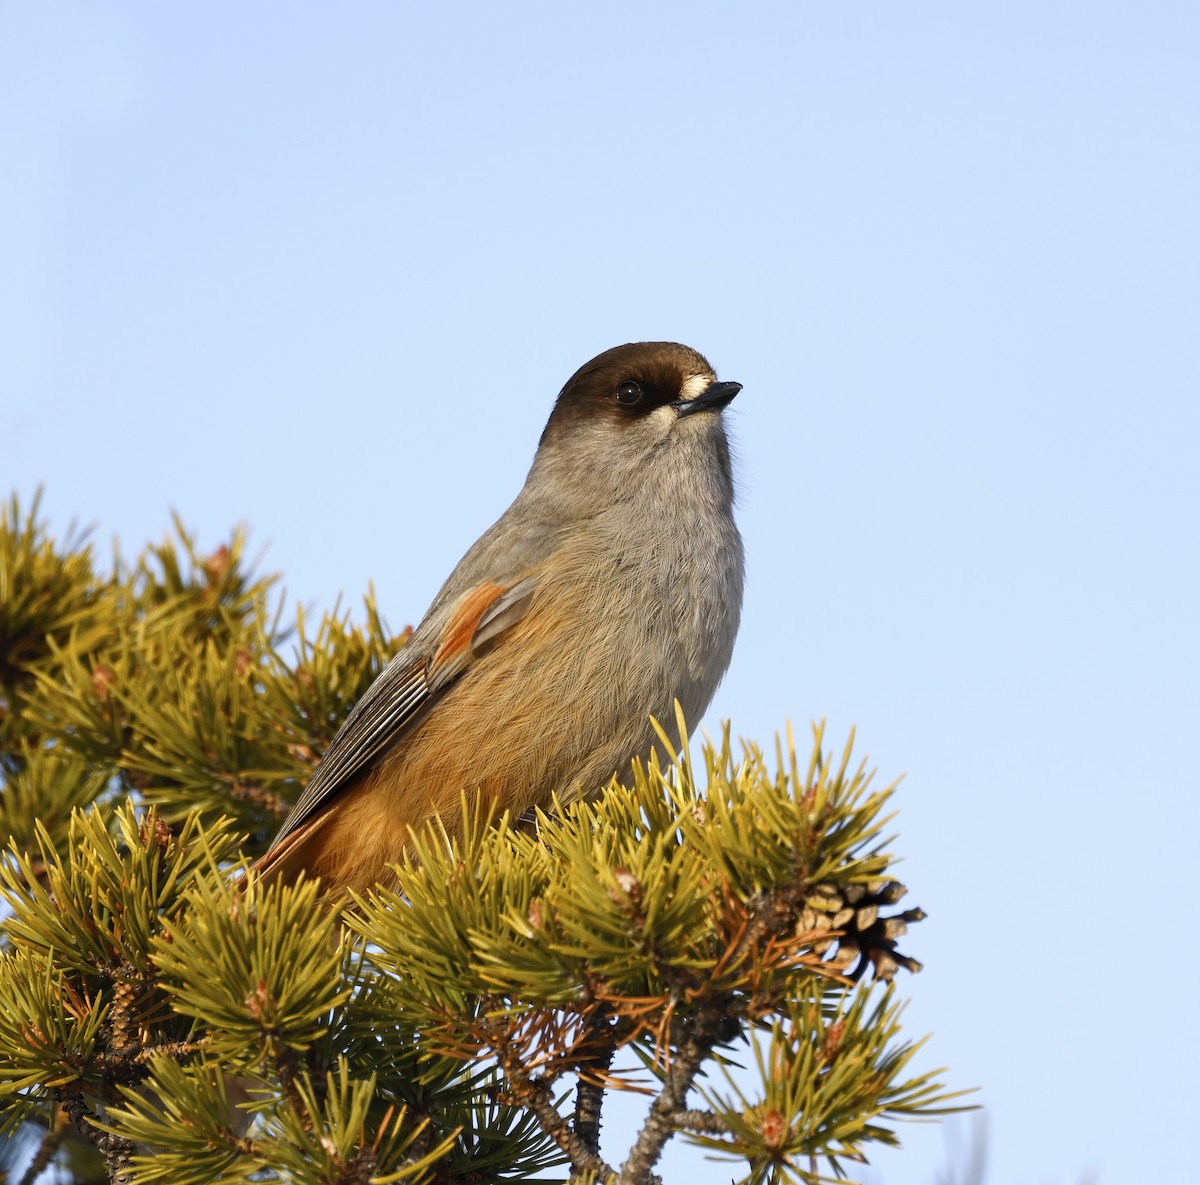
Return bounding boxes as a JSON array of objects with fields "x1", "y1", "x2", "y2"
[{"x1": 797, "y1": 880, "x2": 925, "y2": 981}]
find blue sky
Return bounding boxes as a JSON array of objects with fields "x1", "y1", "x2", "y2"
[{"x1": 4, "y1": 3, "x2": 1199, "y2": 1182}]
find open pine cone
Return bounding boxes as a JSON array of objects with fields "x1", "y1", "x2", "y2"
[{"x1": 798, "y1": 880, "x2": 926, "y2": 982}]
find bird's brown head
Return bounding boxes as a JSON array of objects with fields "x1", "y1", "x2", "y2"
[{"x1": 538, "y1": 341, "x2": 741, "y2": 452}]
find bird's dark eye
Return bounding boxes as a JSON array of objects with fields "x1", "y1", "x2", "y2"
[{"x1": 616, "y1": 380, "x2": 643, "y2": 406}]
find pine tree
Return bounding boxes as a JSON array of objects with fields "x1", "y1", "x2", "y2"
[{"x1": 0, "y1": 493, "x2": 962, "y2": 1185}]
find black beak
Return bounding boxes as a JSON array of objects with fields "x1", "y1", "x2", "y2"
[{"x1": 670, "y1": 380, "x2": 742, "y2": 417}]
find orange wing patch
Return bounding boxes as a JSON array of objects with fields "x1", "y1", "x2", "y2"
[{"x1": 433, "y1": 581, "x2": 507, "y2": 671}]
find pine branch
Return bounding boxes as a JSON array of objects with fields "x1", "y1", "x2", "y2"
[
  {"x1": 674, "y1": 1109, "x2": 730, "y2": 1136},
  {"x1": 58, "y1": 1091, "x2": 136, "y2": 1185},
  {"x1": 569, "y1": 1016, "x2": 619, "y2": 1183},
  {"x1": 619, "y1": 1002, "x2": 728, "y2": 1185},
  {"x1": 571, "y1": 1058, "x2": 616, "y2": 1180},
  {"x1": 491, "y1": 1017, "x2": 616, "y2": 1182}
]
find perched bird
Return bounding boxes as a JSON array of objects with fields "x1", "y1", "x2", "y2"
[{"x1": 255, "y1": 341, "x2": 743, "y2": 895}]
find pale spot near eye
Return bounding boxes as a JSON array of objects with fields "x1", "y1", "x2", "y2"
[{"x1": 677, "y1": 373, "x2": 717, "y2": 403}]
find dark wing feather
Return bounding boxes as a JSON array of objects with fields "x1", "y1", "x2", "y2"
[
  {"x1": 266, "y1": 657, "x2": 431, "y2": 851},
  {"x1": 264, "y1": 575, "x2": 538, "y2": 853}
]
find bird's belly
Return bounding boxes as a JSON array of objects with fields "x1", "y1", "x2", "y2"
[
  {"x1": 389, "y1": 550, "x2": 734, "y2": 812},
  {"x1": 311, "y1": 532, "x2": 741, "y2": 893}
]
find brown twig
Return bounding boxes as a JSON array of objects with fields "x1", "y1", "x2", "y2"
[
  {"x1": 617, "y1": 1003, "x2": 726, "y2": 1185},
  {"x1": 133, "y1": 1035, "x2": 210, "y2": 1063},
  {"x1": 269, "y1": 1032, "x2": 309, "y2": 1121},
  {"x1": 107, "y1": 961, "x2": 146, "y2": 1062},
  {"x1": 489, "y1": 1019, "x2": 616, "y2": 1182},
  {"x1": 58, "y1": 1091, "x2": 137, "y2": 1185},
  {"x1": 673, "y1": 1109, "x2": 729, "y2": 1136},
  {"x1": 570, "y1": 1021, "x2": 618, "y2": 1183}
]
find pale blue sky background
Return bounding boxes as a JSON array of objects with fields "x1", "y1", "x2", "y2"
[{"x1": 4, "y1": 3, "x2": 1199, "y2": 1183}]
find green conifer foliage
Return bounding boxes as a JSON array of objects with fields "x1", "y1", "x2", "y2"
[{"x1": 0, "y1": 494, "x2": 965, "y2": 1184}]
